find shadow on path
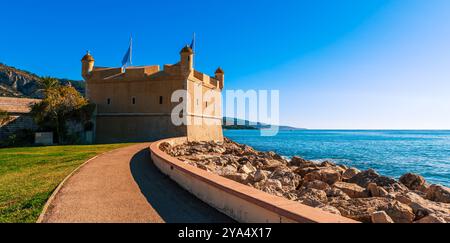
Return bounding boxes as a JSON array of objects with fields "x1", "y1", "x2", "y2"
[{"x1": 130, "y1": 148, "x2": 235, "y2": 223}]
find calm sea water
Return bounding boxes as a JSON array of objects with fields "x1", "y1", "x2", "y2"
[{"x1": 224, "y1": 130, "x2": 450, "y2": 186}]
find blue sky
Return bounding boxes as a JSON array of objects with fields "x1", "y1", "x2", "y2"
[{"x1": 1, "y1": 0, "x2": 450, "y2": 129}]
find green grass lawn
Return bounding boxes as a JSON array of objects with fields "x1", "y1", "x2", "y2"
[{"x1": 0, "y1": 143, "x2": 133, "y2": 223}]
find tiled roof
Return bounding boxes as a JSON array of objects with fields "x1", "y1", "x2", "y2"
[{"x1": 0, "y1": 97, "x2": 40, "y2": 113}]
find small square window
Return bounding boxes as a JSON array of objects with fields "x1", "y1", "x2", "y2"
[
  {"x1": 159, "y1": 96, "x2": 163, "y2": 105},
  {"x1": 107, "y1": 98, "x2": 111, "y2": 105},
  {"x1": 132, "y1": 97, "x2": 136, "y2": 105}
]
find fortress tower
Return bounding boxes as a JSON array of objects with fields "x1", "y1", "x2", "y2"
[
  {"x1": 81, "y1": 51, "x2": 95, "y2": 78},
  {"x1": 180, "y1": 45, "x2": 194, "y2": 72},
  {"x1": 215, "y1": 67, "x2": 225, "y2": 89},
  {"x1": 81, "y1": 51, "x2": 95, "y2": 97},
  {"x1": 81, "y1": 46, "x2": 224, "y2": 143}
]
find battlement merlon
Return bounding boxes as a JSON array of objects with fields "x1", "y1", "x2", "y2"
[{"x1": 81, "y1": 46, "x2": 224, "y2": 90}]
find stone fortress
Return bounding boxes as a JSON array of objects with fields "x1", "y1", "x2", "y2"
[{"x1": 81, "y1": 46, "x2": 224, "y2": 144}]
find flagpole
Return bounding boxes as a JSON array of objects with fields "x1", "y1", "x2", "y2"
[
  {"x1": 130, "y1": 34, "x2": 133, "y2": 66},
  {"x1": 193, "y1": 32, "x2": 196, "y2": 53}
]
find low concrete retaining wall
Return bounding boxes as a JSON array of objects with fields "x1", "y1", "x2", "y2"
[{"x1": 150, "y1": 137, "x2": 358, "y2": 223}]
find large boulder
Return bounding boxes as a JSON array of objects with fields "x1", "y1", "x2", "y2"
[
  {"x1": 371, "y1": 211, "x2": 394, "y2": 223},
  {"x1": 333, "y1": 182, "x2": 369, "y2": 198},
  {"x1": 414, "y1": 214, "x2": 447, "y2": 223},
  {"x1": 425, "y1": 185, "x2": 450, "y2": 203},
  {"x1": 253, "y1": 169, "x2": 270, "y2": 182},
  {"x1": 216, "y1": 165, "x2": 238, "y2": 176},
  {"x1": 259, "y1": 151, "x2": 285, "y2": 161},
  {"x1": 239, "y1": 162, "x2": 257, "y2": 174},
  {"x1": 283, "y1": 192, "x2": 298, "y2": 201},
  {"x1": 399, "y1": 173, "x2": 427, "y2": 191},
  {"x1": 317, "y1": 205, "x2": 342, "y2": 216},
  {"x1": 289, "y1": 156, "x2": 316, "y2": 168},
  {"x1": 270, "y1": 168, "x2": 302, "y2": 189},
  {"x1": 261, "y1": 159, "x2": 286, "y2": 172},
  {"x1": 294, "y1": 167, "x2": 320, "y2": 177},
  {"x1": 303, "y1": 180, "x2": 331, "y2": 191},
  {"x1": 348, "y1": 169, "x2": 408, "y2": 192},
  {"x1": 347, "y1": 169, "x2": 378, "y2": 186},
  {"x1": 223, "y1": 173, "x2": 249, "y2": 184},
  {"x1": 395, "y1": 192, "x2": 450, "y2": 222},
  {"x1": 240, "y1": 145, "x2": 258, "y2": 156},
  {"x1": 384, "y1": 201, "x2": 415, "y2": 223},
  {"x1": 262, "y1": 186, "x2": 284, "y2": 198},
  {"x1": 304, "y1": 168, "x2": 342, "y2": 185},
  {"x1": 296, "y1": 188, "x2": 328, "y2": 207},
  {"x1": 342, "y1": 168, "x2": 361, "y2": 180},
  {"x1": 367, "y1": 183, "x2": 389, "y2": 198},
  {"x1": 330, "y1": 197, "x2": 414, "y2": 223},
  {"x1": 197, "y1": 163, "x2": 217, "y2": 172},
  {"x1": 330, "y1": 198, "x2": 389, "y2": 223},
  {"x1": 210, "y1": 145, "x2": 226, "y2": 154},
  {"x1": 264, "y1": 179, "x2": 283, "y2": 190},
  {"x1": 320, "y1": 161, "x2": 336, "y2": 167},
  {"x1": 325, "y1": 188, "x2": 351, "y2": 201}
]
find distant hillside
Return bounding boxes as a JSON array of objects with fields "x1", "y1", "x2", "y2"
[
  {"x1": 0, "y1": 63, "x2": 85, "y2": 98},
  {"x1": 223, "y1": 117, "x2": 306, "y2": 131}
]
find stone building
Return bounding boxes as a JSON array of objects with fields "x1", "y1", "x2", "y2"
[
  {"x1": 82, "y1": 46, "x2": 224, "y2": 144},
  {"x1": 0, "y1": 97, "x2": 40, "y2": 141}
]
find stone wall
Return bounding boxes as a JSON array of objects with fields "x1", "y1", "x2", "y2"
[
  {"x1": 95, "y1": 115, "x2": 186, "y2": 144},
  {"x1": 0, "y1": 114, "x2": 37, "y2": 140}
]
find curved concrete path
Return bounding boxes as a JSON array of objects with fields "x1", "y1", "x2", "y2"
[{"x1": 40, "y1": 143, "x2": 233, "y2": 223}]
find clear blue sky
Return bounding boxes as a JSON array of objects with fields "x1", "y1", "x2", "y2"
[{"x1": 1, "y1": 0, "x2": 450, "y2": 129}]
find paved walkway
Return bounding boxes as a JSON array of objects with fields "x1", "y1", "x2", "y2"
[{"x1": 40, "y1": 143, "x2": 232, "y2": 223}]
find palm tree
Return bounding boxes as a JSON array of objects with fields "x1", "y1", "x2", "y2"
[{"x1": 36, "y1": 77, "x2": 60, "y2": 96}]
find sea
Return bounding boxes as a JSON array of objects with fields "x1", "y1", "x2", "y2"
[{"x1": 223, "y1": 130, "x2": 450, "y2": 187}]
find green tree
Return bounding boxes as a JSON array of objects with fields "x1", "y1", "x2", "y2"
[{"x1": 31, "y1": 85, "x2": 89, "y2": 144}]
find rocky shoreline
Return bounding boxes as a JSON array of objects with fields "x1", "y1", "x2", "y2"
[{"x1": 160, "y1": 138, "x2": 450, "y2": 223}]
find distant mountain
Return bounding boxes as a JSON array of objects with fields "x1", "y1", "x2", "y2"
[
  {"x1": 0, "y1": 63, "x2": 85, "y2": 98},
  {"x1": 223, "y1": 117, "x2": 306, "y2": 131}
]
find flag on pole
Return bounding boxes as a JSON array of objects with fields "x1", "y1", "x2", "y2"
[{"x1": 121, "y1": 36, "x2": 133, "y2": 72}]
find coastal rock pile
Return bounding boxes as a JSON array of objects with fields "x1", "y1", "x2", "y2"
[{"x1": 160, "y1": 138, "x2": 450, "y2": 223}]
